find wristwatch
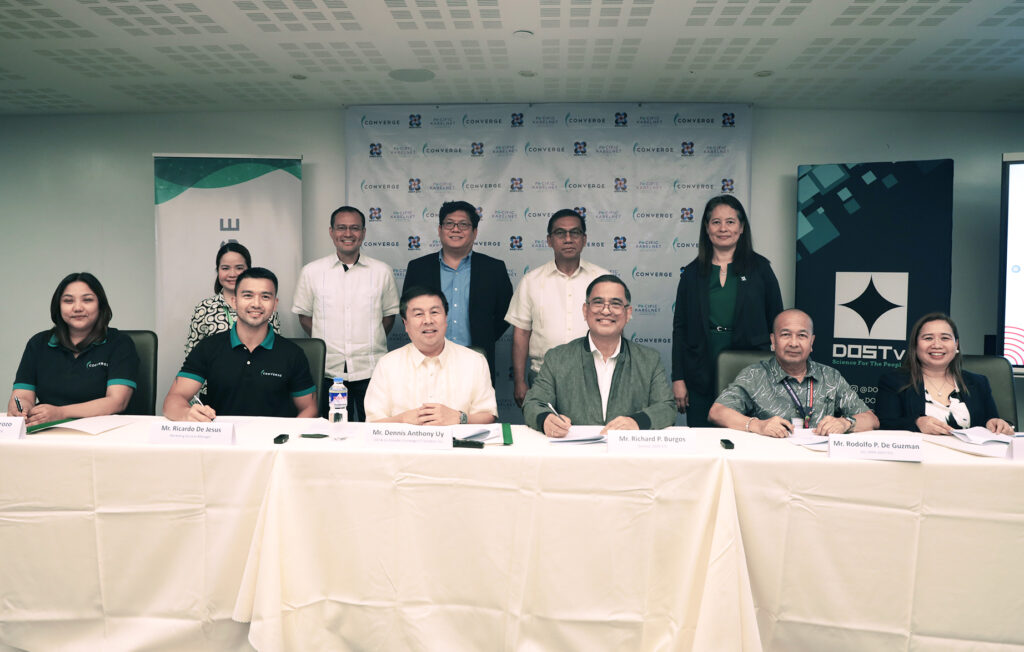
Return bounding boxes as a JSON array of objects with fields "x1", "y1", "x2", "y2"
[
  {"x1": 459, "y1": 411, "x2": 468, "y2": 424},
  {"x1": 844, "y1": 416, "x2": 856, "y2": 433}
]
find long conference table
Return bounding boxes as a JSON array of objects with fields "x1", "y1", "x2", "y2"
[{"x1": 2, "y1": 417, "x2": 1023, "y2": 652}]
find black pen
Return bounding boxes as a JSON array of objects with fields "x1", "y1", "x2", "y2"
[{"x1": 14, "y1": 396, "x2": 24, "y2": 413}]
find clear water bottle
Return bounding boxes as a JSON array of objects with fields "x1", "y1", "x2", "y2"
[{"x1": 327, "y1": 377, "x2": 348, "y2": 428}]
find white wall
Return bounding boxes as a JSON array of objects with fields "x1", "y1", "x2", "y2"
[{"x1": 2, "y1": 107, "x2": 1023, "y2": 415}]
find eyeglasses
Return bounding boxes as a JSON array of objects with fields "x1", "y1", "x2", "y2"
[
  {"x1": 587, "y1": 298, "x2": 629, "y2": 313},
  {"x1": 332, "y1": 225, "x2": 364, "y2": 233},
  {"x1": 550, "y1": 228, "x2": 585, "y2": 239},
  {"x1": 442, "y1": 221, "x2": 474, "y2": 232}
]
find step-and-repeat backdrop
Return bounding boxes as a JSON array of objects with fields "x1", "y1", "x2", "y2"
[{"x1": 345, "y1": 103, "x2": 752, "y2": 421}]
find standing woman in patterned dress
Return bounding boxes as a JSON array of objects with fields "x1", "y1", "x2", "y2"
[{"x1": 184, "y1": 242, "x2": 280, "y2": 355}]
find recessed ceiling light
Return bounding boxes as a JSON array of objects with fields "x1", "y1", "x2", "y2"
[
  {"x1": 519, "y1": 70, "x2": 537, "y2": 78},
  {"x1": 754, "y1": 70, "x2": 773, "y2": 78},
  {"x1": 388, "y1": 68, "x2": 436, "y2": 82},
  {"x1": 513, "y1": 29, "x2": 534, "y2": 40}
]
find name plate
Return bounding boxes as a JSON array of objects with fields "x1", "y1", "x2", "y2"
[
  {"x1": 0, "y1": 417, "x2": 26, "y2": 440},
  {"x1": 829, "y1": 433, "x2": 922, "y2": 462},
  {"x1": 1011, "y1": 436, "x2": 1024, "y2": 462},
  {"x1": 366, "y1": 424, "x2": 452, "y2": 449},
  {"x1": 606, "y1": 430, "x2": 694, "y2": 454},
  {"x1": 149, "y1": 421, "x2": 235, "y2": 446}
]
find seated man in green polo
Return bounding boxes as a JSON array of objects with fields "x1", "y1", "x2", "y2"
[
  {"x1": 523, "y1": 274, "x2": 676, "y2": 436},
  {"x1": 163, "y1": 267, "x2": 318, "y2": 421}
]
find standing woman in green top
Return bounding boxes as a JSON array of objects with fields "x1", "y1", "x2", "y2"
[
  {"x1": 671, "y1": 195, "x2": 783, "y2": 427},
  {"x1": 184, "y1": 242, "x2": 280, "y2": 355}
]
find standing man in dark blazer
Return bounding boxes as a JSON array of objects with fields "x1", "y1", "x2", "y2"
[{"x1": 403, "y1": 200, "x2": 513, "y2": 380}]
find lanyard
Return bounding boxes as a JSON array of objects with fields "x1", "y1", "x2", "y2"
[{"x1": 781, "y1": 378, "x2": 814, "y2": 428}]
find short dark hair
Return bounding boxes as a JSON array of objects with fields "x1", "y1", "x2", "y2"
[
  {"x1": 547, "y1": 208, "x2": 586, "y2": 235},
  {"x1": 236, "y1": 267, "x2": 278, "y2": 294},
  {"x1": 438, "y1": 201, "x2": 480, "y2": 229},
  {"x1": 696, "y1": 195, "x2": 755, "y2": 276},
  {"x1": 586, "y1": 274, "x2": 631, "y2": 304},
  {"x1": 50, "y1": 272, "x2": 113, "y2": 352},
  {"x1": 331, "y1": 205, "x2": 366, "y2": 228},
  {"x1": 400, "y1": 285, "x2": 449, "y2": 318},
  {"x1": 213, "y1": 241, "x2": 252, "y2": 294}
]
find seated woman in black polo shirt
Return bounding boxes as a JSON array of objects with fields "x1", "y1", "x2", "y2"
[{"x1": 7, "y1": 272, "x2": 139, "y2": 427}]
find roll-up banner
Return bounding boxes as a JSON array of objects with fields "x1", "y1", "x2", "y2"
[
  {"x1": 345, "y1": 103, "x2": 752, "y2": 421},
  {"x1": 796, "y1": 159, "x2": 953, "y2": 410},
  {"x1": 155, "y1": 154, "x2": 302, "y2": 404}
]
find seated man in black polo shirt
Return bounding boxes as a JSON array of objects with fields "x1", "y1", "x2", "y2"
[{"x1": 163, "y1": 267, "x2": 318, "y2": 421}]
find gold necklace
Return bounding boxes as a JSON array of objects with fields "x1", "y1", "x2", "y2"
[{"x1": 924, "y1": 375, "x2": 952, "y2": 401}]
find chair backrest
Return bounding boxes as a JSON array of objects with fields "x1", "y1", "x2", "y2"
[
  {"x1": 716, "y1": 349, "x2": 774, "y2": 396},
  {"x1": 122, "y1": 330, "x2": 157, "y2": 416},
  {"x1": 961, "y1": 354, "x2": 1018, "y2": 426},
  {"x1": 292, "y1": 337, "x2": 327, "y2": 407}
]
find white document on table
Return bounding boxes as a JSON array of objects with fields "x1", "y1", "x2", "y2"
[
  {"x1": 32, "y1": 414, "x2": 135, "y2": 435},
  {"x1": 451, "y1": 424, "x2": 501, "y2": 442},
  {"x1": 951, "y1": 427, "x2": 1012, "y2": 446},
  {"x1": 924, "y1": 434, "x2": 1010, "y2": 458},
  {"x1": 785, "y1": 429, "x2": 829, "y2": 451},
  {"x1": 549, "y1": 425, "x2": 607, "y2": 445}
]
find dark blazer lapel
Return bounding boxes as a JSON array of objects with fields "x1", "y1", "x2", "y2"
[
  {"x1": 579, "y1": 337, "x2": 605, "y2": 422},
  {"x1": 732, "y1": 268, "x2": 750, "y2": 324}
]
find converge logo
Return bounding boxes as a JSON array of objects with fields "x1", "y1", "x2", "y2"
[
  {"x1": 672, "y1": 114, "x2": 715, "y2": 126},
  {"x1": 631, "y1": 266, "x2": 673, "y2": 279},
  {"x1": 422, "y1": 143, "x2": 463, "y2": 155},
  {"x1": 360, "y1": 180, "x2": 401, "y2": 191},
  {"x1": 524, "y1": 142, "x2": 566, "y2": 155},
  {"x1": 564, "y1": 112, "x2": 606, "y2": 126},
  {"x1": 565, "y1": 179, "x2": 606, "y2": 190},
  {"x1": 463, "y1": 115, "x2": 503, "y2": 126},
  {"x1": 632, "y1": 208, "x2": 673, "y2": 221},
  {"x1": 361, "y1": 116, "x2": 400, "y2": 128}
]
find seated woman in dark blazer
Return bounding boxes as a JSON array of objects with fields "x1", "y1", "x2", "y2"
[{"x1": 876, "y1": 312, "x2": 1013, "y2": 434}]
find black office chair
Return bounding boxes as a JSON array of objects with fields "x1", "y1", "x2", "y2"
[
  {"x1": 961, "y1": 354, "x2": 1019, "y2": 426},
  {"x1": 716, "y1": 349, "x2": 773, "y2": 396},
  {"x1": 123, "y1": 330, "x2": 157, "y2": 416},
  {"x1": 292, "y1": 338, "x2": 327, "y2": 408}
]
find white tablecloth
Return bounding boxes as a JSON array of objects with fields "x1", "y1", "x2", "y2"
[
  {"x1": 3, "y1": 419, "x2": 1023, "y2": 651},
  {"x1": 232, "y1": 427, "x2": 759, "y2": 651}
]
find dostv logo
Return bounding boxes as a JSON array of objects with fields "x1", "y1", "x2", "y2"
[
  {"x1": 408, "y1": 178, "x2": 421, "y2": 193},
  {"x1": 408, "y1": 235, "x2": 421, "y2": 250},
  {"x1": 510, "y1": 112, "x2": 524, "y2": 127},
  {"x1": 680, "y1": 207, "x2": 694, "y2": 222},
  {"x1": 510, "y1": 177, "x2": 523, "y2": 192},
  {"x1": 368, "y1": 207, "x2": 382, "y2": 221},
  {"x1": 681, "y1": 141, "x2": 694, "y2": 156},
  {"x1": 409, "y1": 114, "x2": 421, "y2": 128},
  {"x1": 574, "y1": 206, "x2": 587, "y2": 219},
  {"x1": 722, "y1": 112, "x2": 735, "y2": 127},
  {"x1": 574, "y1": 141, "x2": 587, "y2": 156},
  {"x1": 614, "y1": 112, "x2": 628, "y2": 126},
  {"x1": 613, "y1": 236, "x2": 627, "y2": 251},
  {"x1": 369, "y1": 143, "x2": 382, "y2": 158},
  {"x1": 721, "y1": 178, "x2": 734, "y2": 193},
  {"x1": 614, "y1": 177, "x2": 628, "y2": 192},
  {"x1": 471, "y1": 142, "x2": 484, "y2": 156},
  {"x1": 509, "y1": 235, "x2": 523, "y2": 250},
  {"x1": 834, "y1": 272, "x2": 908, "y2": 341}
]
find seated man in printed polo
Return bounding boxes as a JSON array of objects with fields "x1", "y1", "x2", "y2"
[
  {"x1": 363, "y1": 286, "x2": 497, "y2": 425},
  {"x1": 163, "y1": 267, "x2": 318, "y2": 421},
  {"x1": 522, "y1": 274, "x2": 676, "y2": 437},
  {"x1": 708, "y1": 308, "x2": 879, "y2": 436}
]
